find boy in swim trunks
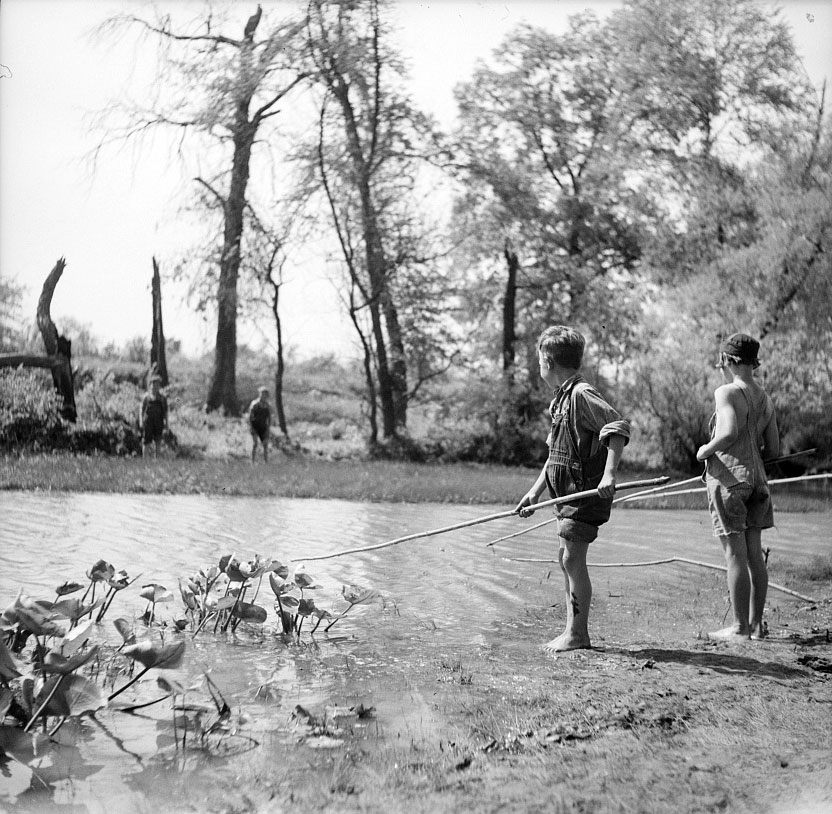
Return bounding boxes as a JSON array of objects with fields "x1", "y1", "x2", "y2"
[
  {"x1": 515, "y1": 326, "x2": 630, "y2": 652},
  {"x1": 696, "y1": 333, "x2": 779, "y2": 641},
  {"x1": 248, "y1": 386, "x2": 272, "y2": 463}
]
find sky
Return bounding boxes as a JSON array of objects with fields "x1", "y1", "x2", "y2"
[{"x1": 1, "y1": 0, "x2": 830, "y2": 362}]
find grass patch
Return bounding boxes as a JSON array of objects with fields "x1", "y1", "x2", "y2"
[{"x1": 772, "y1": 552, "x2": 832, "y2": 583}]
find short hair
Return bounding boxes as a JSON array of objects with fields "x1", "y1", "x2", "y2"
[
  {"x1": 537, "y1": 325, "x2": 585, "y2": 370},
  {"x1": 720, "y1": 333, "x2": 760, "y2": 369},
  {"x1": 258, "y1": 386, "x2": 269, "y2": 394}
]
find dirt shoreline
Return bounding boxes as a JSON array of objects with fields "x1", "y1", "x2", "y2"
[{"x1": 219, "y1": 583, "x2": 832, "y2": 814}]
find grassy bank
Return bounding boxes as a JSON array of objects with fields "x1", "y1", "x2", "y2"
[{"x1": 3, "y1": 452, "x2": 830, "y2": 513}]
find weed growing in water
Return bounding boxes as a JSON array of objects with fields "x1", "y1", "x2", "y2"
[{"x1": 1, "y1": 553, "x2": 380, "y2": 764}]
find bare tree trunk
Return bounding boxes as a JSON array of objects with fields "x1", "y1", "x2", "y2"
[
  {"x1": 37, "y1": 258, "x2": 76, "y2": 421},
  {"x1": 502, "y1": 238, "x2": 518, "y2": 380},
  {"x1": 349, "y1": 283, "x2": 379, "y2": 449},
  {"x1": 206, "y1": 13, "x2": 265, "y2": 417},
  {"x1": 336, "y1": 86, "x2": 400, "y2": 438},
  {"x1": 150, "y1": 256, "x2": 168, "y2": 386},
  {"x1": 269, "y1": 279, "x2": 289, "y2": 437}
]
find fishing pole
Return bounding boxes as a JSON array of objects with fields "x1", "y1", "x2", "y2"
[
  {"x1": 622, "y1": 472, "x2": 832, "y2": 504},
  {"x1": 485, "y1": 448, "x2": 820, "y2": 545},
  {"x1": 294, "y1": 477, "x2": 670, "y2": 563},
  {"x1": 616, "y1": 448, "x2": 818, "y2": 505}
]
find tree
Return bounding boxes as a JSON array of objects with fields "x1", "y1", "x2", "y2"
[
  {"x1": 150, "y1": 257, "x2": 169, "y2": 386},
  {"x1": 452, "y1": 17, "x2": 647, "y2": 388},
  {"x1": 304, "y1": 0, "x2": 449, "y2": 443},
  {"x1": 95, "y1": 5, "x2": 306, "y2": 415}
]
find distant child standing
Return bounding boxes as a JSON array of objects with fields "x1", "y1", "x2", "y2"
[
  {"x1": 696, "y1": 333, "x2": 779, "y2": 641},
  {"x1": 515, "y1": 326, "x2": 630, "y2": 652},
  {"x1": 139, "y1": 374, "x2": 169, "y2": 459},
  {"x1": 248, "y1": 386, "x2": 272, "y2": 463}
]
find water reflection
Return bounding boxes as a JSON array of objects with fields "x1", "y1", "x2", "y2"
[{"x1": 0, "y1": 492, "x2": 827, "y2": 811}]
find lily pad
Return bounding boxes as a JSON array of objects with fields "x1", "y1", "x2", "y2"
[{"x1": 122, "y1": 639, "x2": 186, "y2": 670}]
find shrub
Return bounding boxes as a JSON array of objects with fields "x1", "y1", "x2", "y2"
[{"x1": 0, "y1": 368, "x2": 64, "y2": 450}]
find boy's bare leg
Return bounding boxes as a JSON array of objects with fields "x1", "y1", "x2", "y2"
[
  {"x1": 251, "y1": 435, "x2": 257, "y2": 464},
  {"x1": 544, "y1": 538, "x2": 592, "y2": 652},
  {"x1": 745, "y1": 527, "x2": 768, "y2": 639},
  {"x1": 263, "y1": 438, "x2": 269, "y2": 463},
  {"x1": 710, "y1": 532, "x2": 752, "y2": 640}
]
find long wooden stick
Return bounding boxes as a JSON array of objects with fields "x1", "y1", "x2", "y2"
[
  {"x1": 616, "y1": 450, "x2": 818, "y2": 506},
  {"x1": 294, "y1": 477, "x2": 670, "y2": 563},
  {"x1": 486, "y1": 462, "x2": 827, "y2": 546},
  {"x1": 621, "y1": 472, "x2": 832, "y2": 504},
  {"x1": 501, "y1": 555, "x2": 820, "y2": 603},
  {"x1": 486, "y1": 475, "x2": 695, "y2": 546}
]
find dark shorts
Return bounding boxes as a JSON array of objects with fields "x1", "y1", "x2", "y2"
[
  {"x1": 556, "y1": 516, "x2": 602, "y2": 545},
  {"x1": 142, "y1": 420, "x2": 164, "y2": 443},
  {"x1": 250, "y1": 423, "x2": 269, "y2": 442},
  {"x1": 706, "y1": 480, "x2": 774, "y2": 537}
]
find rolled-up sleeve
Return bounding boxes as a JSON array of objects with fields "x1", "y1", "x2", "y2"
[{"x1": 576, "y1": 387, "x2": 631, "y2": 452}]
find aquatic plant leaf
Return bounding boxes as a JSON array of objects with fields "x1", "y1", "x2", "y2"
[
  {"x1": 269, "y1": 574, "x2": 296, "y2": 597},
  {"x1": 179, "y1": 580, "x2": 198, "y2": 610},
  {"x1": 56, "y1": 620, "x2": 94, "y2": 657},
  {"x1": 53, "y1": 674, "x2": 107, "y2": 716},
  {"x1": 122, "y1": 639, "x2": 186, "y2": 670},
  {"x1": 0, "y1": 686, "x2": 12, "y2": 718},
  {"x1": 51, "y1": 596, "x2": 104, "y2": 622},
  {"x1": 34, "y1": 675, "x2": 71, "y2": 717},
  {"x1": 218, "y1": 554, "x2": 234, "y2": 572},
  {"x1": 265, "y1": 560, "x2": 289, "y2": 579},
  {"x1": 200, "y1": 565, "x2": 221, "y2": 581},
  {"x1": 112, "y1": 618, "x2": 136, "y2": 645},
  {"x1": 15, "y1": 606, "x2": 65, "y2": 637},
  {"x1": 55, "y1": 581, "x2": 84, "y2": 597},
  {"x1": 108, "y1": 570, "x2": 130, "y2": 590},
  {"x1": 43, "y1": 645, "x2": 99, "y2": 675},
  {"x1": 278, "y1": 595, "x2": 299, "y2": 610},
  {"x1": 294, "y1": 572, "x2": 319, "y2": 590},
  {"x1": 0, "y1": 636, "x2": 23, "y2": 680},
  {"x1": 312, "y1": 607, "x2": 333, "y2": 620},
  {"x1": 230, "y1": 602, "x2": 268, "y2": 623},
  {"x1": 87, "y1": 560, "x2": 115, "y2": 582},
  {"x1": 342, "y1": 585, "x2": 379, "y2": 606},
  {"x1": 297, "y1": 598, "x2": 317, "y2": 617},
  {"x1": 140, "y1": 584, "x2": 174, "y2": 603},
  {"x1": 215, "y1": 595, "x2": 238, "y2": 611}
]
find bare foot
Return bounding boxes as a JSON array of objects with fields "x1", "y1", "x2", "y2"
[
  {"x1": 543, "y1": 632, "x2": 592, "y2": 653},
  {"x1": 707, "y1": 626, "x2": 750, "y2": 642}
]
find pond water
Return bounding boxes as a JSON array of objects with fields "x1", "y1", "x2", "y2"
[{"x1": 1, "y1": 492, "x2": 829, "y2": 812}]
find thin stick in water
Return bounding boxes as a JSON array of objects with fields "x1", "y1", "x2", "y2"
[{"x1": 501, "y1": 554, "x2": 820, "y2": 603}]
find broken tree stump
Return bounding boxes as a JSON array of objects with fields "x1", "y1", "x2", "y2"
[{"x1": 0, "y1": 257, "x2": 77, "y2": 421}]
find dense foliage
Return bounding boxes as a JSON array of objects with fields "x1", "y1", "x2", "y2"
[{"x1": 5, "y1": 0, "x2": 830, "y2": 471}]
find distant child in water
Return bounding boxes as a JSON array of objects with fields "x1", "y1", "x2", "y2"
[
  {"x1": 696, "y1": 333, "x2": 779, "y2": 641},
  {"x1": 139, "y1": 374, "x2": 168, "y2": 459},
  {"x1": 515, "y1": 326, "x2": 630, "y2": 652},
  {"x1": 248, "y1": 386, "x2": 272, "y2": 463}
]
